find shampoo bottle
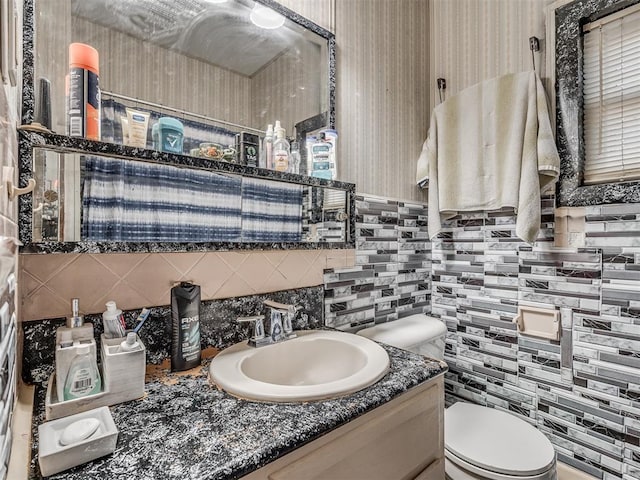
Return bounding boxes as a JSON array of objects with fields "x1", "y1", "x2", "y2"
[
  {"x1": 63, "y1": 343, "x2": 101, "y2": 400},
  {"x1": 171, "y1": 282, "x2": 201, "y2": 372}
]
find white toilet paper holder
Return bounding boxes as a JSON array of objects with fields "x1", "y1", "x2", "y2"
[{"x1": 513, "y1": 305, "x2": 560, "y2": 341}]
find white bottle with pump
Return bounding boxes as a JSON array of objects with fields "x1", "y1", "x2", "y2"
[{"x1": 55, "y1": 299, "x2": 97, "y2": 402}]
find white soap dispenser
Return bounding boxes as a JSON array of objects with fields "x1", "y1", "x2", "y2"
[
  {"x1": 56, "y1": 298, "x2": 94, "y2": 344},
  {"x1": 55, "y1": 299, "x2": 97, "y2": 402}
]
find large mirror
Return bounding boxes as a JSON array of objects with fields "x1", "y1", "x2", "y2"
[
  {"x1": 20, "y1": 0, "x2": 349, "y2": 252},
  {"x1": 31, "y1": 0, "x2": 335, "y2": 146}
]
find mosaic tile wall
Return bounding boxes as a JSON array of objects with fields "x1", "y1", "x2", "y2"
[
  {"x1": 326, "y1": 194, "x2": 640, "y2": 479},
  {"x1": 324, "y1": 194, "x2": 431, "y2": 330},
  {"x1": 433, "y1": 199, "x2": 640, "y2": 480}
]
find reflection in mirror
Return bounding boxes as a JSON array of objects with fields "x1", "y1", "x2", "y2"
[
  {"x1": 35, "y1": 0, "x2": 332, "y2": 142},
  {"x1": 31, "y1": 148, "x2": 348, "y2": 244}
]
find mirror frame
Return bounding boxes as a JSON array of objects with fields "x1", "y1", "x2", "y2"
[
  {"x1": 555, "y1": 0, "x2": 640, "y2": 206},
  {"x1": 21, "y1": 0, "x2": 336, "y2": 129},
  {"x1": 18, "y1": 130, "x2": 355, "y2": 253},
  {"x1": 19, "y1": 0, "x2": 351, "y2": 254}
]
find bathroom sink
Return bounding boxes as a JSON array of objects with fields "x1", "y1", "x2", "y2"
[{"x1": 209, "y1": 330, "x2": 390, "y2": 402}]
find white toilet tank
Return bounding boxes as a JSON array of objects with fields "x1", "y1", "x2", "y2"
[{"x1": 357, "y1": 314, "x2": 447, "y2": 360}]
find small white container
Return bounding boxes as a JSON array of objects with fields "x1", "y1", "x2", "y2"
[
  {"x1": 38, "y1": 406, "x2": 118, "y2": 476},
  {"x1": 100, "y1": 333, "x2": 146, "y2": 400}
]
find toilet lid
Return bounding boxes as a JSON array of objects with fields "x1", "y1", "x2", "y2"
[
  {"x1": 445, "y1": 403, "x2": 555, "y2": 476},
  {"x1": 357, "y1": 314, "x2": 447, "y2": 349}
]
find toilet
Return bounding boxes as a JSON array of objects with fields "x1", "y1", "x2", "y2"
[{"x1": 357, "y1": 314, "x2": 557, "y2": 480}]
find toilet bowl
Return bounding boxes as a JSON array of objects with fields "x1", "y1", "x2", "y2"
[{"x1": 357, "y1": 314, "x2": 557, "y2": 480}]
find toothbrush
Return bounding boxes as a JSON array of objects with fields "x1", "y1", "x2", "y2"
[{"x1": 133, "y1": 308, "x2": 151, "y2": 333}]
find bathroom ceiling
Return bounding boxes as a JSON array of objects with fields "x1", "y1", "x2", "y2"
[{"x1": 71, "y1": 0, "x2": 314, "y2": 77}]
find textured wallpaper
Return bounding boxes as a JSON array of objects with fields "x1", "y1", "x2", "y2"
[
  {"x1": 336, "y1": 0, "x2": 431, "y2": 202},
  {"x1": 429, "y1": 0, "x2": 554, "y2": 111}
]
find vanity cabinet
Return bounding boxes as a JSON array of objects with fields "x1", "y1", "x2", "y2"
[{"x1": 242, "y1": 376, "x2": 445, "y2": 480}]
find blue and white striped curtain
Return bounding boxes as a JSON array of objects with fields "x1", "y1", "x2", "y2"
[
  {"x1": 82, "y1": 157, "x2": 243, "y2": 242},
  {"x1": 241, "y1": 177, "x2": 303, "y2": 243},
  {"x1": 82, "y1": 158, "x2": 303, "y2": 242}
]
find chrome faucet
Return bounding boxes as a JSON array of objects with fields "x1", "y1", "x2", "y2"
[{"x1": 237, "y1": 300, "x2": 301, "y2": 347}]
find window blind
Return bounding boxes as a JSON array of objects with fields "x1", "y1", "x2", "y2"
[{"x1": 583, "y1": 5, "x2": 640, "y2": 185}]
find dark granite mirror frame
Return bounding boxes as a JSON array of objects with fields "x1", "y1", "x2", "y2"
[
  {"x1": 18, "y1": 0, "x2": 353, "y2": 253},
  {"x1": 18, "y1": 130, "x2": 355, "y2": 253},
  {"x1": 556, "y1": 0, "x2": 640, "y2": 206}
]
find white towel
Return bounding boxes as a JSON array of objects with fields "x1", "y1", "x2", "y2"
[{"x1": 416, "y1": 71, "x2": 560, "y2": 243}]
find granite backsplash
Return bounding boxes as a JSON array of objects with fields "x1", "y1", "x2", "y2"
[{"x1": 21, "y1": 286, "x2": 323, "y2": 384}]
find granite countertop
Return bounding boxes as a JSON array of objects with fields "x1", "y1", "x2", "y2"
[{"x1": 29, "y1": 343, "x2": 447, "y2": 480}]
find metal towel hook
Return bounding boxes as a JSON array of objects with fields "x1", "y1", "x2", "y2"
[
  {"x1": 437, "y1": 78, "x2": 447, "y2": 103},
  {"x1": 529, "y1": 36, "x2": 540, "y2": 72}
]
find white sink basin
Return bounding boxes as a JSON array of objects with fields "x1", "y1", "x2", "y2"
[{"x1": 209, "y1": 330, "x2": 390, "y2": 402}]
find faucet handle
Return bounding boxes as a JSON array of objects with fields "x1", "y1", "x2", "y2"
[
  {"x1": 264, "y1": 300, "x2": 300, "y2": 336},
  {"x1": 237, "y1": 315, "x2": 265, "y2": 341}
]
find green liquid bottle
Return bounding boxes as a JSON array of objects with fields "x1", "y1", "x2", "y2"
[{"x1": 63, "y1": 344, "x2": 101, "y2": 400}]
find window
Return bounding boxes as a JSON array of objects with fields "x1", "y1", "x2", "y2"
[{"x1": 582, "y1": 4, "x2": 640, "y2": 185}]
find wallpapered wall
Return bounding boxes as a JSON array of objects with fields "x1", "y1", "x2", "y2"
[{"x1": 429, "y1": 0, "x2": 554, "y2": 110}]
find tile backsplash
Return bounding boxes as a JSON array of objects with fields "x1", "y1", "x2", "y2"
[
  {"x1": 324, "y1": 195, "x2": 431, "y2": 330},
  {"x1": 325, "y1": 193, "x2": 640, "y2": 480},
  {"x1": 22, "y1": 286, "x2": 324, "y2": 384},
  {"x1": 19, "y1": 249, "x2": 354, "y2": 321}
]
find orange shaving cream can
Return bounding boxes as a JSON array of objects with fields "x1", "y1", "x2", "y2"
[{"x1": 68, "y1": 43, "x2": 100, "y2": 140}]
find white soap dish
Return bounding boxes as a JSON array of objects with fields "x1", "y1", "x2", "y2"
[{"x1": 38, "y1": 406, "x2": 118, "y2": 476}]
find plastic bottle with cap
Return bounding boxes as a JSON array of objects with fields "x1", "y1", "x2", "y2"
[
  {"x1": 261, "y1": 124, "x2": 274, "y2": 169},
  {"x1": 63, "y1": 343, "x2": 102, "y2": 400},
  {"x1": 289, "y1": 141, "x2": 301, "y2": 174},
  {"x1": 273, "y1": 122, "x2": 290, "y2": 172}
]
